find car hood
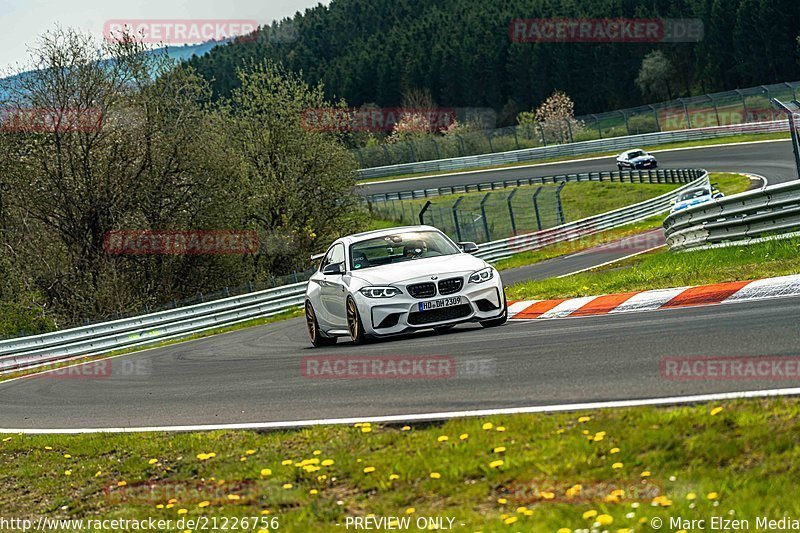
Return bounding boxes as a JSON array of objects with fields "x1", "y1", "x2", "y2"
[
  {"x1": 350, "y1": 254, "x2": 488, "y2": 285},
  {"x1": 630, "y1": 155, "x2": 656, "y2": 162}
]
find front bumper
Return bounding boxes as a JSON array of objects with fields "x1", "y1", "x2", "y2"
[
  {"x1": 633, "y1": 160, "x2": 657, "y2": 169},
  {"x1": 355, "y1": 279, "x2": 505, "y2": 337}
]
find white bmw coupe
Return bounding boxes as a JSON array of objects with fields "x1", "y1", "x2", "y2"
[{"x1": 304, "y1": 225, "x2": 507, "y2": 347}]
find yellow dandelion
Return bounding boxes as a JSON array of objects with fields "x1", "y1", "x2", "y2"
[
  {"x1": 198, "y1": 501, "x2": 210, "y2": 508},
  {"x1": 94, "y1": 470, "x2": 102, "y2": 477},
  {"x1": 578, "y1": 416, "x2": 591, "y2": 423},
  {"x1": 556, "y1": 428, "x2": 565, "y2": 434},
  {"x1": 582, "y1": 430, "x2": 590, "y2": 435},
  {"x1": 515, "y1": 506, "x2": 528, "y2": 514},
  {"x1": 557, "y1": 529, "x2": 571, "y2": 533},
  {"x1": 597, "y1": 514, "x2": 613, "y2": 526},
  {"x1": 64, "y1": 470, "x2": 72, "y2": 476},
  {"x1": 429, "y1": 472, "x2": 441, "y2": 479},
  {"x1": 402, "y1": 426, "x2": 411, "y2": 431},
  {"x1": 45, "y1": 446, "x2": 53, "y2": 450},
  {"x1": 641, "y1": 471, "x2": 651, "y2": 477},
  {"x1": 260, "y1": 468, "x2": 272, "y2": 476},
  {"x1": 63, "y1": 454, "x2": 72, "y2": 458},
  {"x1": 504, "y1": 516, "x2": 518, "y2": 525},
  {"x1": 309, "y1": 489, "x2": 318, "y2": 495},
  {"x1": 260, "y1": 510, "x2": 271, "y2": 515},
  {"x1": 405, "y1": 508, "x2": 415, "y2": 514},
  {"x1": 156, "y1": 504, "x2": 164, "y2": 509},
  {"x1": 321, "y1": 459, "x2": 334, "y2": 466},
  {"x1": 459, "y1": 433, "x2": 469, "y2": 440},
  {"x1": 317, "y1": 475, "x2": 327, "y2": 481},
  {"x1": 497, "y1": 498, "x2": 507, "y2": 505},
  {"x1": 489, "y1": 460, "x2": 504, "y2": 469},
  {"x1": 177, "y1": 509, "x2": 187, "y2": 515},
  {"x1": 482, "y1": 422, "x2": 493, "y2": 430},
  {"x1": 389, "y1": 474, "x2": 400, "y2": 480},
  {"x1": 281, "y1": 459, "x2": 293, "y2": 466},
  {"x1": 707, "y1": 492, "x2": 719, "y2": 500},
  {"x1": 612, "y1": 462, "x2": 623, "y2": 469},
  {"x1": 361, "y1": 426, "x2": 372, "y2": 433},
  {"x1": 168, "y1": 498, "x2": 177, "y2": 504},
  {"x1": 240, "y1": 457, "x2": 247, "y2": 462},
  {"x1": 117, "y1": 481, "x2": 127, "y2": 487},
  {"x1": 282, "y1": 483, "x2": 293, "y2": 489},
  {"x1": 541, "y1": 491, "x2": 555, "y2": 500},
  {"x1": 363, "y1": 466, "x2": 376, "y2": 473},
  {"x1": 493, "y1": 446, "x2": 506, "y2": 453},
  {"x1": 246, "y1": 449, "x2": 256, "y2": 455},
  {"x1": 710, "y1": 407, "x2": 724, "y2": 416},
  {"x1": 227, "y1": 495, "x2": 240, "y2": 501},
  {"x1": 437, "y1": 435, "x2": 449, "y2": 442},
  {"x1": 686, "y1": 492, "x2": 697, "y2": 500},
  {"x1": 148, "y1": 458, "x2": 158, "y2": 465},
  {"x1": 312, "y1": 450, "x2": 321, "y2": 455},
  {"x1": 582, "y1": 510, "x2": 597, "y2": 520},
  {"x1": 496, "y1": 426, "x2": 506, "y2": 432},
  {"x1": 610, "y1": 447, "x2": 620, "y2": 454}
]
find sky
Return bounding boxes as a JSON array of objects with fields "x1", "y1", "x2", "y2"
[{"x1": 0, "y1": 0, "x2": 330, "y2": 72}]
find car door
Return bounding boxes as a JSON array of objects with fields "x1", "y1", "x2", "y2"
[{"x1": 319, "y1": 243, "x2": 348, "y2": 327}]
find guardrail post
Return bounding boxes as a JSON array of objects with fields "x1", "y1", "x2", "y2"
[
  {"x1": 452, "y1": 196, "x2": 464, "y2": 242},
  {"x1": 480, "y1": 193, "x2": 492, "y2": 241},
  {"x1": 419, "y1": 200, "x2": 432, "y2": 224},
  {"x1": 532, "y1": 187, "x2": 543, "y2": 231},
  {"x1": 772, "y1": 98, "x2": 800, "y2": 179},
  {"x1": 555, "y1": 182, "x2": 566, "y2": 225},
  {"x1": 507, "y1": 188, "x2": 518, "y2": 235},
  {"x1": 649, "y1": 105, "x2": 661, "y2": 132}
]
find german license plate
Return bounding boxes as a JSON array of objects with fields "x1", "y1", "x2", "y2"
[{"x1": 418, "y1": 296, "x2": 462, "y2": 312}]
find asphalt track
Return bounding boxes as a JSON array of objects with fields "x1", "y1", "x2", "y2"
[
  {"x1": 360, "y1": 139, "x2": 795, "y2": 196},
  {"x1": 1, "y1": 140, "x2": 798, "y2": 430}
]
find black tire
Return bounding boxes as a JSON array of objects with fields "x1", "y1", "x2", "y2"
[
  {"x1": 305, "y1": 301, "x2": 337, "y2": 348},
  {"x1": 480, "y1": 295, "x2": 508, "y2": 328},
  {"x1": 346, "y1": 296, "x2": 369, "y2": 345}
]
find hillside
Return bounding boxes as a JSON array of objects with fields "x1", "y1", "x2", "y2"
[{"x1": 187, "y1": 0, "x2": 800, "y2": 124}]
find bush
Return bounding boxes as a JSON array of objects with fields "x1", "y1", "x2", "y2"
[{"x1": 0, "y1": 303, "x2": 55, "y2": 339}]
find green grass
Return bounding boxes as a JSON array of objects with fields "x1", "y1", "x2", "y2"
[
  {"x1": 361, "y1": 132, "x2": 789, "y2": 183},
  {"x1": 506, "y1": 236, "x2": 800, "y2": 301},
  {"x1": 2, "y1": 398, "x2": 799, "y2": 531}
]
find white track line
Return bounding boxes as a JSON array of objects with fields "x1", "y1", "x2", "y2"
[{"x1": 3, "y1": 387, "x2": 800, "y2": 434}]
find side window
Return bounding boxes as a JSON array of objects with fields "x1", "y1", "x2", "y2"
[{"x1": 320, "y1": 244, "x2": 345, "y2": 271}]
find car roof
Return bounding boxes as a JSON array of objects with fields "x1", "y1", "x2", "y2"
[{"x1": 344, "y1": 225, "x2": 441, "y2": 244}]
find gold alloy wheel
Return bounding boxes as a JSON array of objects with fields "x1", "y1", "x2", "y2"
[
  {"x1": 305, "y1": 302, "x2": 317, "y2": 343},
  {"x1": 347, "y1": 297, "x2": 359, "y2": 340}
]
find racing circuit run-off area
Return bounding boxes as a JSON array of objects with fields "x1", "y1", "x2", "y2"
[{"x1": 3, "y1": 1, "x2": 800, "y2": 532}]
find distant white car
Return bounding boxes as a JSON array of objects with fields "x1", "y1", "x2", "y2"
[
  {"x1": 304, "y1": 225, "x2": 507, "y2": 347},
  {"x1": 670, "y1": 185, "x2": 724, "y2": 214},
  {"x1": 616, "y1": 148, "x2": 658, "y2": 170}
]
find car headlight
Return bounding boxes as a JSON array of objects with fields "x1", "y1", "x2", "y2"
[
  {"x1": 469, "y1": 267, "x2": 494, "y2": 284},
  {"x1": 359, "y1": 286, "x2": 402, "y2": 298}
]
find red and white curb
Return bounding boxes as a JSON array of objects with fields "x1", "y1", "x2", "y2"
[{"x1": 508, "y1": 274, "x2": 800, "y2": 320}]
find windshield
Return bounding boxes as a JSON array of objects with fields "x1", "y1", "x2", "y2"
[
  {"x1": 350, "y1": 230, "x2": 460, "y2": 270},
  {"x1": 628, "y1": 150, "x2": 646, "y2": 158},
  {"x1": 678, "y1": 188, "x2": 711, "y2": 202}
]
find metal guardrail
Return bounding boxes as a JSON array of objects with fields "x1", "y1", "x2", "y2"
[
  {"x1": 664, "y1": 179, "x2": 800, "y2": 251},
  {"x1": 1, "y1": 170, "x2": 708, "y2": 372},
  {"x1": 476, "y1": 172, "x2": 708, "y2": 262},
  {"x1": 0, "y1": 282, "x2": 307, "y2": 373},
  {"x1": 366, "y1": 168, "x2": 703, "y2": 203},
  {"x1": 357, "y1": 120, "x2": 788, "y2": 180}
]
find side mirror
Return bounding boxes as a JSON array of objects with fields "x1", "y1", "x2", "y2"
[
  {"x1": 458, "y1": 241, "x2": 479, "y2": 254},
  {"x1": 322, "y1": 263, "x2": 343, "y2": 275}
]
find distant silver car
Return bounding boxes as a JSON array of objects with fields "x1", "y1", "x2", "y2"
[
  {"x1": 304, "y1": 225, "x2": 507, "y2": 347},
  {"x1": 616, "y1": 149, "x2": 658, "y2": 170},
  {"x1": 670, "y1": 185, "x2": 724, "y2": 214}
]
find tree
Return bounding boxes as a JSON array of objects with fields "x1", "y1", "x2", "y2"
[
  {"x1": 533, "y1": 91, "x2": 583, "y2": 144},
  {"x1": 636, "y1": 50, "x2": 675, "y2": 101}
]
